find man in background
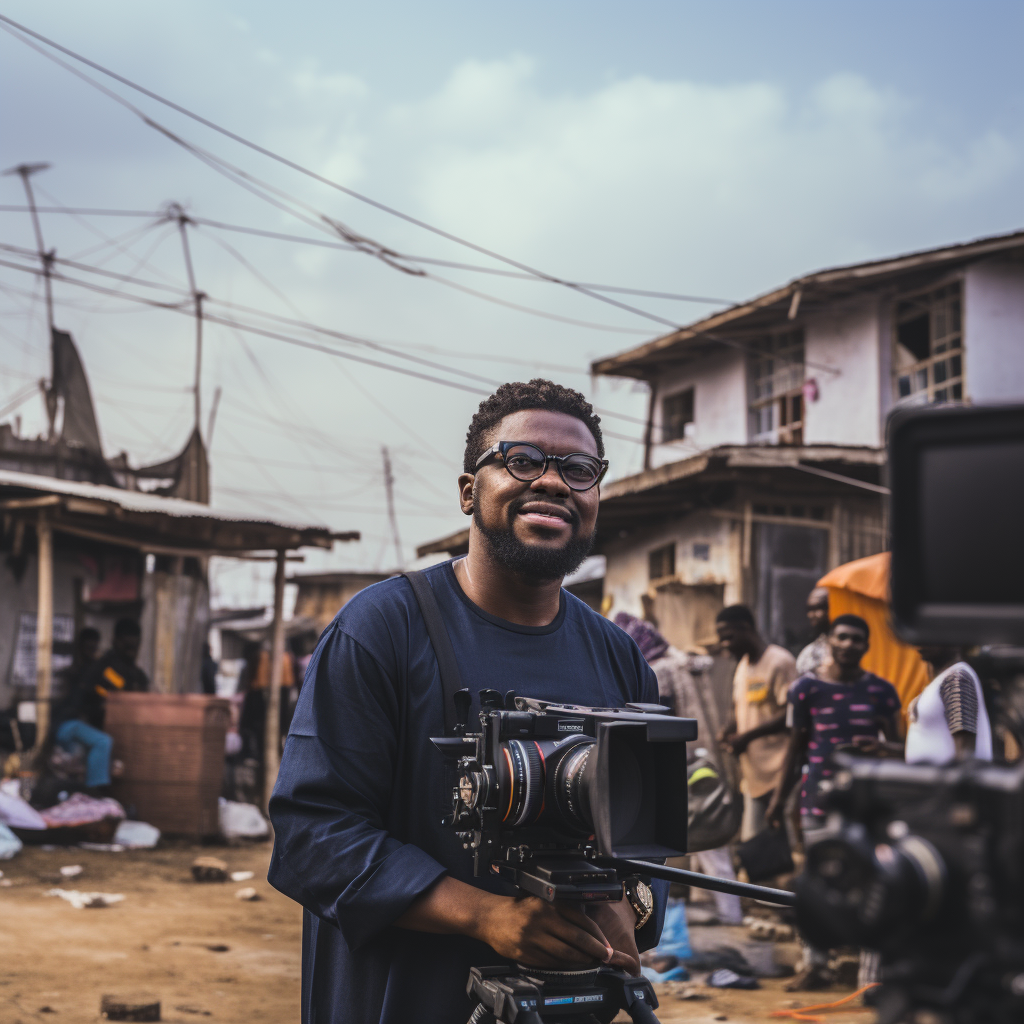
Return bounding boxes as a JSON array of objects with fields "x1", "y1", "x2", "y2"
[
  {"x1": 796, "y1": 587, "x2": 831, "y2": 676},
  {"x1": 51, "y1": 619, "x2": 148, "y2": 796},
  {"x1": 716, "y1": 605, "x2": 797, "y2": 840}
]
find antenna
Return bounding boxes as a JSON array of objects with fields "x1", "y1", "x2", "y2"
[
  {"x1": 381, "y1": 445, "x2": 404, "y2": 570},
  {"x1": 167, "y1": 202, "x2": 206, "y2": 438},
  {"x1": 4, "y1": 162, "x2": 58, "y2": 436},
  {"x1": 206, "y1": 385, "x2": 222, "y2": 446}
]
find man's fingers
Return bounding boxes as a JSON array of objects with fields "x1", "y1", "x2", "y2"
[
  {"x1": 556, "y1": 903, "x2": 612, "y2": 947},
  {"x1": 528, "y1": 933, "x2": 600, "y2": 967},
  {"x1": 608, "y1": 950, "x2": 641, "y2": 976}
]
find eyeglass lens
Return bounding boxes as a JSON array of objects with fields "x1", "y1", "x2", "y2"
[{"x1": 503, "y1": 444, "x2": 602, "y2": 489}]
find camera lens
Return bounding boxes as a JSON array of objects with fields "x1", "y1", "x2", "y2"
[
  {"x1": 499, "y1": 740, "x2": 545, "y2": 826},
  {"x1": 556, "y1": 741, "x2": 595, "y2": 833}
]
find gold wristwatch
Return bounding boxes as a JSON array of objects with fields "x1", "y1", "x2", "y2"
[{"x1": 622, "y1": 876, "x2": 654, "y2": 931}]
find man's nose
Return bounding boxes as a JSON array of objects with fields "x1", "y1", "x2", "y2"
[{"x1": 529, "y1": 462, "x2": 570, "y2": 494}]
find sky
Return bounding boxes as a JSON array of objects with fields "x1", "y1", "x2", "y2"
[{"x1": 1, "y1": 0, "x2": 1022, "y2": 607}]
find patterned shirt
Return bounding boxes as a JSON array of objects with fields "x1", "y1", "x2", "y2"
[{"x1": 787, "y1": 671, "x2": 901, "y2": 818}]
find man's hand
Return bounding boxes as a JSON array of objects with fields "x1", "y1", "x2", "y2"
[
  {"x1": 476, "y1": 895, "x2": 615, "y2": 970},
  {"x1": 587, "y1": 895, "x2": 641, "y2": 976}
]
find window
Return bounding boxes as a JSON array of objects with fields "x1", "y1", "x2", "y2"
[
  {"x1": 749, "y1": 329, "x2": 805, "y2": 445},
  {"x1": 894, "y1": 282, "x2": 964, "y2": 405},
  {"x1": 648, "y1": 543, "x2": 675, "y2": 581},
  {"x1": 692, "y1": 542, "x2": 711, "y2": 561},
  {"x1": 661, "y1": 388, "x2": 694, "y2": 442}
]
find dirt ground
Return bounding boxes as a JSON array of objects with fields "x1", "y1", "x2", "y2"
[{"x1": 1, "y1": 842, "x2": 871, "y2": 1024}]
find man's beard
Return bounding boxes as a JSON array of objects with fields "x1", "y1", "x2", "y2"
[{"x1": 473, "y1": 498, "x2": 595, "y2": 582}]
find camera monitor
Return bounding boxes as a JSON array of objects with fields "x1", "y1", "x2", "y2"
[{"x1": 889, "y1": 403, "x2": 1024, "y2": 645}]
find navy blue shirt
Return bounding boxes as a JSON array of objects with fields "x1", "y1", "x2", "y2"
[{"x1": 268, "y1": 559, "x2": 664, "y2": 1024}]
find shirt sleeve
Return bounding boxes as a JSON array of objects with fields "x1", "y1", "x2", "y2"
[
  {"x1": 772, "y1": 650, "x2": 798, "y2": 709},
  {"x1": 787, "y1": 678, "x2": 811, "y2": 733},
  {"x1": 939, "y1": 666, "x2": 979, "y2": 736},
  {"x1": 267, "y1": 624, "x2": 447, "y2": 952}
]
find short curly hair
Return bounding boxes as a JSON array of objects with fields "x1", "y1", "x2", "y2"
[{"x1": 463, "y1": 379, "x2": 604, "y2": 474}]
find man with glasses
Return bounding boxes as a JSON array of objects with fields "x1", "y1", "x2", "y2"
[{"x1": 269, "y1": 379, "x2": 665, "y2": 1024}]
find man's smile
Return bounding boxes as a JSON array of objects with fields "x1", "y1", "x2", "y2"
[{"x1": 515, "y1": 501, "x2": 575, "y2": 532}]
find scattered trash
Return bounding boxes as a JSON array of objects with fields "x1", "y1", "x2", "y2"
[
  {"x1": 747, "y1": 918, "x2": 794, "y2": 942},
  {"x1": 46, "y1": 888, "x2": 125, "y2": 909},
  {"x1": 669, "y1": 983, "x2": 707, "y2": 1001},
  {"x1": 685, "y1": 944, "x2": 757, "y2": 976},
  {"x1": 235, "y1": 886, "x2": 260, "y2": 901},
  {"x1": 114, "y1": 820, "x2": 161, "y2": 849},
  {"x1": 229, "y1": 870, "x2": 254, "y2": 882},
  {"x1": 218, "y1": 798, "x2": 268, "y2": 839},
  {"x1": 707, "y1": 968, "x2": 760, "y2": 990},
  {"x1": 175, "y1": 1006, "x2": 211, "y2": 1016},
  {"x1": 191, "y1": 856, "x2": 229, "y2": 882},
  {"x1": 714, "y1": 1015, "x2": 728, "y2": 1021},
  {"x1": 79, "y1": 842, "x2": 126, "y2": 852},
  {"x1": 39, "y1": 1006, "x2": 55, "y2": 1013},
  {"x1": 206, "y1": 944, "x2": 230, "y2": 953},
  {"x1": 39, "y1": 792, "x2": 125, "y2": 828},
  {"x1": 0, "y1": 787, "x2": 47, "y2": 830},
  {"x1": 100, "y1": 993, "x2": 160, "y2": 1021},
  {"x1": 60, "y1": 864, "x2": 84, "y2": 878},
  {"x1": 0, "y1": 821, "x2": 23, "y2": 860},
  {"x1": 641, "y1": 957, "x2": 690, "y2": 984}
]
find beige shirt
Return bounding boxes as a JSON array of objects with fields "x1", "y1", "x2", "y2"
[{"x1": 732, "y1": 644, "x2": 797, "y2": 797}]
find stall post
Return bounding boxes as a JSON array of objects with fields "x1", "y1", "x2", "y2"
[
  {"x1": 34, "y1": 511, "x2": 54, "y2": 752},
  {"x1": 264, "y1": 548, "x2": 288, "y2": 809}
]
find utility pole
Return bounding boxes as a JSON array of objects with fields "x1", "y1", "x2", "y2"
[
  {"x1": 4, "y1": 162, "x2": 57, "y2": 436},
  {"x1": 381, "y1": 446, "x2": 404, "y2": 570},
  {"x1": 168, "y1": 203, "x2": 206, "y2": 438}
]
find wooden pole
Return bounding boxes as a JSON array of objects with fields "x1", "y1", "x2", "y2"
[
  {"x1": 34, "y1": 512, "x2": 54, "y2": 753},
  {"x1": 264, "y1": 549, "x2": 288, "y2": 810}
]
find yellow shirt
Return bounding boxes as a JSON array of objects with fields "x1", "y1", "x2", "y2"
[{"x1": 732, "y1": 644, "x2": 797, "y2": 798}]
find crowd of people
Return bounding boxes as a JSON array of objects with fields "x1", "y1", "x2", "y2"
[{"x1": 618, "y1": 583, "x2": 992, "y2": 991}]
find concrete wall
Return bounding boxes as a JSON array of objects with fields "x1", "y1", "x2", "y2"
[
  {"x1": 649, "y1": 350, "x2": 748, "y2": 468},
  {"x1": 802, "y1": 296, "x2": 883, "y2": 447},
  {"x1": 603, "y1": 510, "x2": 741, "y2": 620},
  {"x1": 964, "y1": 259, "x2": 1024, "y2": 403}
]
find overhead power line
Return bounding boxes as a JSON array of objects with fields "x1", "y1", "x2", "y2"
[
  {"x1": 0, "y1": 205, "x2": 735, "y2": 306},
  {"x1": 0, "y1": 14, "x2": 703, "y2": 333}
]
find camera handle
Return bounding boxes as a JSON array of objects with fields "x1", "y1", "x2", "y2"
[{"x1": 602, "y1": 857, "x2": 795, "y2": 908}]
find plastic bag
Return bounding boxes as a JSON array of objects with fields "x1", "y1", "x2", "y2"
[
  {"x1": 0, "y1": 822, "x2": 23, "y2": 860},
  {"x1": 654, "y1": 898, "x2": 692, "y2": 959},
  {"x1": 218, "y1": 798, "x2": 269, "y2": 839}
]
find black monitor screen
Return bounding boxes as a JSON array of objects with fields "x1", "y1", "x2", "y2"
[
  {"x1": 890, "y1": 404, "x2": 1024, "y2": 645},
  {"x1": 919, "y1": 439, "x2": 1024, "y2": 605}
]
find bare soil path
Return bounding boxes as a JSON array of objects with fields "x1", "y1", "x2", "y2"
[{"x1": 1, "y1": 843, "x2": 869, "y2": 1023}]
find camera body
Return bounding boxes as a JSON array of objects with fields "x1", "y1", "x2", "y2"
[
  {"x1": 797, "y1": 754, "x2": 1024, "y2": 1023},
  {"x1": 433, "y1": 693, "x2": 695, "y2": 903}
]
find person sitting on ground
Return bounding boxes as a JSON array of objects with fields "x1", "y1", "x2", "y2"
[
  {"x1": 766, "y1": 614, "x2": 902, "y2": 991},
  {"x1": 50, "y1": 619, "x2": 147, "y2": 796},
  {"x1": 795, "y1": 587, "x2": 831, "y2": 676},
  {"x1": 906, "y1": 646, "x2": 992, "y2": 765},
  {"x1": 716, "y1": 605, "x2": 797, "y2": 839}
]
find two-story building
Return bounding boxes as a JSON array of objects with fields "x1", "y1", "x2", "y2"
[{"x1": 591, "y1": 229, "x2": 1024, "y2": 652}]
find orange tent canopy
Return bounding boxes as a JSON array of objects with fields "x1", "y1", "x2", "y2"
[{"x1": 818, "y1": 552, "x2": 930, "y2": 716}]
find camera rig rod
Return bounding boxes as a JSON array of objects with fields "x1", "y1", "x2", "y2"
[{"x1": 608, "y1": 858, "x2": 796, "y2": 908}]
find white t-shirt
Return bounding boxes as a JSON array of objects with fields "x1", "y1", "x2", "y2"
[{"x1": 905, "y1": 661, "x2": 992, "y2": 765}]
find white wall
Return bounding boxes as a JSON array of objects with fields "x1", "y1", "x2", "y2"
[
  {"x1": 603, "y1": 511, "x2": 740, "y2": 618},
  {"x1": 964, "y1": 259, "x2": 1024, "y2": 403},
  {"x1": 803, "y1": 296, "x2": 883, "y2": 447},
  {"x1": 649, "y1": 350, "x2": 748, "y2": 468}
]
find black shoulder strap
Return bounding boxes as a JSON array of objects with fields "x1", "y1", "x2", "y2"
[{"x1": 402, "y1": 570, "x2": 463, "y2": 736}]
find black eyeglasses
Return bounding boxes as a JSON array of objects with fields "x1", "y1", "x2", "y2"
[{"x1": 475, "y1": 441, "x2": 608, "y2": 491}]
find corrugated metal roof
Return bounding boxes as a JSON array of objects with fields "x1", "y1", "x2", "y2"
[
  {"x1": 0, "y1": 468, "x2": 358, "y2": 554},
  {"x1": 593, "y1": 228, "x2": 1024, "y2": 378}
]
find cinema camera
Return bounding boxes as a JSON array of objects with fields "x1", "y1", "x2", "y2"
[
  {"x1": 434, "y1": 692, "x2": 793, "y2": 1024},
  {"x1": 796, "y1": 403, "x2": 1024, "y2": 1024}
]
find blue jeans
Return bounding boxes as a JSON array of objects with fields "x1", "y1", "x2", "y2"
[{"x1": 55, "y1": 720, "x2": 112, "y2": 788}]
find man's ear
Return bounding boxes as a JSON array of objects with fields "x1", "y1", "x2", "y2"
[{"x1": 458, "y1": 473, "x2": 475, "y2": 516}]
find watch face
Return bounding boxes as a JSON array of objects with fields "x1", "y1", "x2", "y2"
[{"x1": 636, "y1": 880, "x2": 653, "y2": 912}]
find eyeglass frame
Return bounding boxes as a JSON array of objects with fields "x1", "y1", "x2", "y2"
[{"x1": 474, "y1": 440, "x2": 609, "y2": 492}]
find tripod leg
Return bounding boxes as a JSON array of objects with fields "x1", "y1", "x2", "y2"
[{"x1": 625, "y1": 1001, "x2": 660, "y2": 1024}]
